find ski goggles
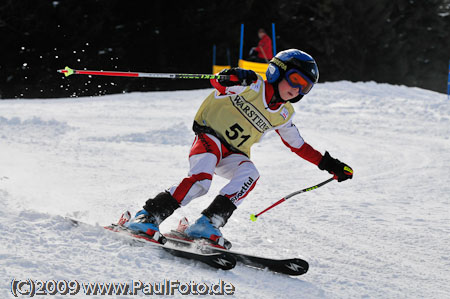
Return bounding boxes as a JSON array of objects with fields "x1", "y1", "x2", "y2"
[{"x1": 285, "y1": 69, "x2": 314, "y2": 95}]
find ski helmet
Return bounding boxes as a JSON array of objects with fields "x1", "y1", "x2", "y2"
[{"x1": 266, "y1": 49, "x2": 319, "y2": 103}]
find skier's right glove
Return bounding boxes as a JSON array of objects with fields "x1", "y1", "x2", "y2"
[
  {"x1": 218, "y1": 68, "x2": 258, "y2": 87},
  {"x1": 318, "y1": 151, "x2": 353, "y2": 182}
]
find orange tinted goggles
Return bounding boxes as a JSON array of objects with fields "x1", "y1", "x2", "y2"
[{"x1": 285, "y1": 69, "x2": 314, "y2": 95}]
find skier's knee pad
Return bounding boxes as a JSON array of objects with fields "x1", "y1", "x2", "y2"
[
  {"x1": 178, "y1": 178, "x2": 212, "y2": 206},
  {"x1": 240, "y1": 162, "x2": 260, "y2": 181},
  {"x1": 195, "y1": 178, "x2": 212, "y2": 196},
  {"x1": 250, "y1": 166, "x2": 260, "y2": 181}
]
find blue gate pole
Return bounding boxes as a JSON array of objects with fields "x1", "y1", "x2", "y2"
[
  {"x1": 239, "y1": 24, "x2": 244, "y2": 61},
  {"x1": 212, "y1": 44, "x2": 216, "y2": 66},
  {"x1": 447, "y1": 60, "x2": 450, "y2": 100},
  {"x1": 272, "y1": 23, "x2": 276, "y2": 55}
]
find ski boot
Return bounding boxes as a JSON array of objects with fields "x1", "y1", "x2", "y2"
[
  {"x1": 185, "y1": 195, "x2": 236, "y2": 249},
  {"x1": 125, "y1": 191, "x2": 179, "y2": 243}
]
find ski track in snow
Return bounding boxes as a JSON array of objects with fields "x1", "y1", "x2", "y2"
[{"x1": 0, "y1": 82, "x2": 449, "y2": 298}]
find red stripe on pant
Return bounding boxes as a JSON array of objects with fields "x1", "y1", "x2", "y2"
[
  {"x1": 225, "y1": 177, "x2": 259, "y2": 204},
  {"x1": 172, "y1": 172, "x2": 213, "y2": 203},
  {"x1": 189, "y1": 134, "x2": 221, "y2": 163},
  {"x1": 236, "y1": 177, "x2": 259, "y2": 203}
]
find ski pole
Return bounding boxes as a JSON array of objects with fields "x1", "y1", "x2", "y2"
[
  {"x1": 57, "y1": 66, "x2": 239, "y2": 82},
  {"x1": 250, "y1": 177, "x2": 334, "y2": 222}
]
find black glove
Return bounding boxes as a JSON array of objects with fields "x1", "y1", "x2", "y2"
[
  {"x1": 318, "y1": 151, "x2": 353, "y2": 182},
  {"x1": 218, "y1": 68, "x2": 258, "y2": 86}
]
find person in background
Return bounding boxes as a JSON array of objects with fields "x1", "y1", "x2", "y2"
[{"x1": 248, "y1": 28, "x2": 274, "y2": 62}]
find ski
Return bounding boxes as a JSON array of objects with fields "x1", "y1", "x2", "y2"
[
  {"x1": 67, "y1": 213, "x2": 308, "y2": 275},
  {"x1": 66, "y1": 218, "x2": 236, "y2": 271},
  {"x1": 164, "y1": 230, "x2": 309, "y2": 276}
]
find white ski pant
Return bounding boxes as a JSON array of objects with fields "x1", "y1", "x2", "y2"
[{"x1": 169, "y1": 133, "x2": 259, "y2": 207}]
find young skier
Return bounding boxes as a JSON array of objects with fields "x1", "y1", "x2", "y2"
[{"x1": 124, "y1": 49, "x2": 353, "y2": 247}]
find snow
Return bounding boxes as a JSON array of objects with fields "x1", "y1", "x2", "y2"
[{"x1": 1, "y1": 81, "x2": 449, "y2": 298}]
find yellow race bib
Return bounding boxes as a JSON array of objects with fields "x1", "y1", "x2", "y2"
[{"x1": 194, "y1": 77, "x2": 295, "y2": 156}]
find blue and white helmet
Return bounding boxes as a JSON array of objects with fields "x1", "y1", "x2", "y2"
[{"x1": 266, "y1": 49, "x2": 319, "y2": 85}]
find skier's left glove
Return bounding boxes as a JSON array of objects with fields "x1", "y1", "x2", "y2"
[
  {"x1": 318, "y1": 151, "x2": 353, "y2": 182},
  {"x1": 218, "y1": 68, "x2": 258, "y2": 86}
]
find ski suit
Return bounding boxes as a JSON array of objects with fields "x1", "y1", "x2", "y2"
[{"x1": 168, "y1": 75, "x2": 323, "y2": 207}]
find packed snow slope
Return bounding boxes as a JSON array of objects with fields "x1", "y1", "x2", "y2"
[{"x1": 1, "y1": 81, "x2": 449, "y2": 298}]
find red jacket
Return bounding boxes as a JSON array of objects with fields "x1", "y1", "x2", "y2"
[{"x1": 255, "y1": 34, "x2": 274, "y2": 60}]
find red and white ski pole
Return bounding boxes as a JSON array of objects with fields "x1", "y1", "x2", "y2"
[
  {"x1": 250, "y1": 177, "x2": 334, "y2": 221},
  {"x1": 57, "y1": 66, "x2": 239, "y2": 82}
]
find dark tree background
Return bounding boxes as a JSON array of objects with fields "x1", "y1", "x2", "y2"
[{"x1": 0, "y1": 0, "x2": 449, "y2": 99}]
